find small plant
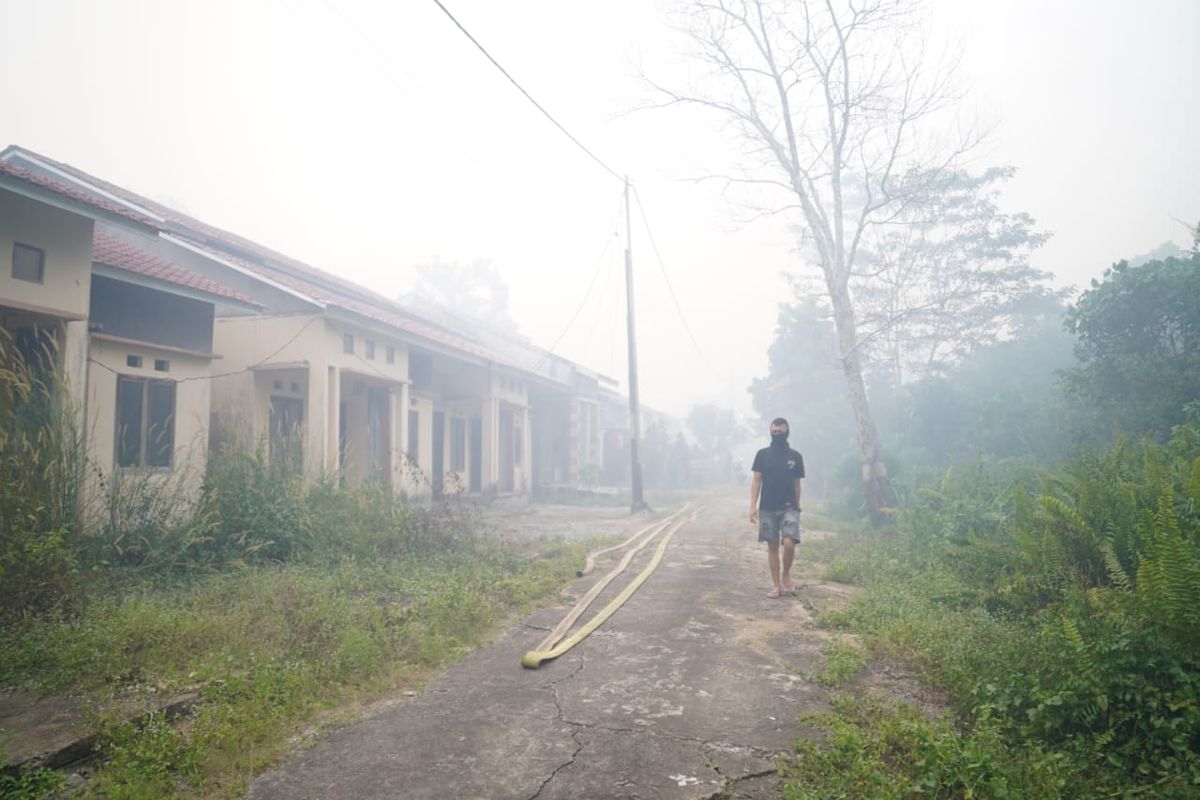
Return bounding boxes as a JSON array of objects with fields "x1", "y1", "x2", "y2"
[
  {"x1": 815, "y1": 637, "x2": 867, "y2": 688},
  {"x1": 784, "y1": 693, "x2": 1070, "y2": 800}
]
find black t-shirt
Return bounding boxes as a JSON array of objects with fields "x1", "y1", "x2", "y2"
[{"x1": 751, "y1": 445, "x2": 805, "y2": 511}]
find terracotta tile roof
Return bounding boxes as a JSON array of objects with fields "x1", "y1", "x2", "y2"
[
  {"x1": 8, "y1": 147, "x2": 397, "y2": 308},
  {"x1": 179, "y1": 238, "x2": 519, "y2": 367},
  {"x1": 6, "y1": 146, "x2": 526, "y2": 371},
  {"x1": 0, "y1": 160, "x2": 159, "y2": 227},
  {"x1": 92, "y1": 229, "x2": 262, "y2": 308}
]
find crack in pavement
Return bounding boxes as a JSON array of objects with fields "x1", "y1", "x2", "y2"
[
  {"x1": 700, "y1": 768, "x2": 778, "y2": 800},
  {"x1": 527, "y1": 658, "x2": 587, "y2": 800}
]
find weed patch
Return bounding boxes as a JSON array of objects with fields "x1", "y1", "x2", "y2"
[
  {"x1": 783, "y1": 693, "x2": 1070, "y2": 800},
  {"x1": 0, "y1": 537, "x2": 584, "y2": 798}
]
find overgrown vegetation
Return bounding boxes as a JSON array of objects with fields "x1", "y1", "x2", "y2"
[
  {"x1": 0, "y1": 329, "x2": 83, "y2": 613},
  {"x1": 787, "y1": 416, "x2": 1200, "y2": 797},
  {"x1": 0, "y1": 334, "x2": 586, "y2": 797}
]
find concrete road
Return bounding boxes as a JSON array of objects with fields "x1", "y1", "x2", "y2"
[{"x1": 248, "y1": 494, "x2": 844, "y2": 800}]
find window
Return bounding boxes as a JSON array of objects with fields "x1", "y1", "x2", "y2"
[
  {"x1": 386, "y1": 345, "x2": 395, "y2": 365},
  {"x1": 126, "y1": 355, "x2": 142, "y2": 368},
  {"x1": 116, "y1": 377, "x2": 175, "y2": 468},
  {"x1": 12, "y1": 243, "x2": 44, "y2": 283},
  {"x1": 365, "y1": 340, "x2": 376, "y2": 360},
  {"x1": 450, "y1": 417, "x2": 466, "y2": 472},
  {"x1": 154, "y1": 359, "x2": 170, "y2": 372},
  {"x1": 407, "y1": 410, "x2": 419, "y2": 461},
  {"x1": 343, "y1": 334, "x2": 354, "y2": 354}
]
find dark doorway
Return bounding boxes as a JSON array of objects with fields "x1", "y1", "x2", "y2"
[
  {"x1": 469, "y1": 416, "x2": 482, "y2": 493},
  {"x1": 269, "y1": 395, "x2": 304, "y2": 473},
  {"x1": 432, "y1": 411, "x2": 445, "y2": 495},
  {"x1": 499, "y1": 408, "x2": 515, "y2": 493},
  {"x1": 367, "y1": 386, "x2": 389, "y2": 481}
]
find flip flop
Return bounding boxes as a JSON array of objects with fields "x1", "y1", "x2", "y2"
[
  {"x1": 767, "y1": 588, "x2": 782, "y2": 599},
  {"x1": 781, "y1": 579, "x2": 795, "y2": 594}
]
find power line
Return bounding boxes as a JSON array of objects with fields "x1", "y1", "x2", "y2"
[
  {"x1": 585, "y1": 244, "x2": 618, "y2": 366},
  {"x1": 535, "y1": 194, "x2": 624, "y2": 370},
  {"x1": 631, "y1": 185, "x2": 708, "y2": 367},
  {"x1": 428, "y1": 0, "x2": 624, "y2": 184},
  {"x1": 267, "y1": 0, "x2": 489, "y2": 171}
]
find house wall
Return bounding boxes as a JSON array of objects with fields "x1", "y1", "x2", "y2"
[
  {"x1": 83, "y1": 335, "x2": 213, "y2": 513},
  {"x1": 405, "y1": 392, "x2": 435, "y2": 495},
  {"x1": 0, "y1": 190, "x2": 93, "y2": 320},
  {"x1": 491, "y1": 371, "x2": 531, "y2": 494},
  {"x1": 211, "y1": 313, "x2": 328, "y2": 475},
  {"x1": 211, "y1": 314, "x2": 413, "y2": 490},
  {"x1": 0, "y1": 190, "x2": 92, "y2": 421}
]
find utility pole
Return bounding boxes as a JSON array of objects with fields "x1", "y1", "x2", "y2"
[{"x1": 624, "y1": 176, "x2": 647, "y2": 512}]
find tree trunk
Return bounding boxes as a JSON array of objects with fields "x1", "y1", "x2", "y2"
[{"x1": 828, "y1": 277, "x2": 891, "y2": 519}]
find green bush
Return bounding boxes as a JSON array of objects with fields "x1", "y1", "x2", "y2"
[
  {"x1": 810, "y1": 419, "x2": 1200, "y2": 795},
  {"x1": 200, "y1": 443, "x2": 312, "y2": 564},
  {"x1": 0, "y1": 330, "x2": 84, "y2": 613}
]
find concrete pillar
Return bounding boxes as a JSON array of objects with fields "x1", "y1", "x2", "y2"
[
  {"x1": 324, "y1": 365, "x2": 340, "y2": 477},
  {"x1": 391, "y1": 386, "x2": 405, "y2": 494},
  {"x1": 481, "y1": 392, "x2": 498, "y2": 491},
  {"x1": 304, "y1": 363, "x2": 326, "y2": 481},
  {"x1": 522, "y1": 404, "x2": 532, "y2": 494},
  {"x1": 61, "y1": 319, "x2": 89, "y2": 438}
]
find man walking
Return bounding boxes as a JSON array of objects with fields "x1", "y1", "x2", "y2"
[{"x1": 749, "y1": 418, "x2": 804, "y2": 598}]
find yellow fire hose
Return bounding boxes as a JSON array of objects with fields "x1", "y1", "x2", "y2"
[
  {"x1": 521, "y1": 507, "x2": 698, "y2": 669},
  {"x1": 533, "y1": 505, "x2": 690, "y2": 657},
  {"x1": 576, "y1": 503, "x2": 691, "y2": 577}
]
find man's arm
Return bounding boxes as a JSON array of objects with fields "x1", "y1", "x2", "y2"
[
  {"x1": 749, "y1": 472, "x2": 762, "y2": 524},
  {"x1": 794, "y1": 478, "x2": 802, "y2": 511}
]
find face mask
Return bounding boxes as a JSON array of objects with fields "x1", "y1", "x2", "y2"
[{"x1": 770, "y1": 431, "x2": 788, "y2": 446}]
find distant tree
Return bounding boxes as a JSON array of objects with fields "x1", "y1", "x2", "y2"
[
  {"x1": 750, "y1": 298, "x2": 853, "y2": 490},
  {"x1": 1127, "y1": 240, "x2": 1190, "y2": 268},
  {"x1": 407, "y1": 257, "x2": 517, "y2": 334},
  {"x1": 1063, "y1": 249, "x2": 1200, "y2": 442},
  {"x1": 881, "y1": 289, "x2": 1075, "y2": 465},
  {"x1": 847, "y1": 167, "x2": 1052, "y2": 385},
  {"x1": 647, "y1": 0, "x2": 998, "y2": 516},
  {"x1": 686, "y1": 404, "x2": 739, "y2": 455}
]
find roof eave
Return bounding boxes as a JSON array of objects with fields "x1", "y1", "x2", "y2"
[
  {"x1": 91, "y1": 261, "x2": 264, "y2": 312},
  {"x1": 0, "y1": 173, "x2": 158, "y2": 234}
]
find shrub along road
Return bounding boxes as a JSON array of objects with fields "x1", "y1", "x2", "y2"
[{"x1": 248, "y1": 493, "x2": 851, "y2": 799}]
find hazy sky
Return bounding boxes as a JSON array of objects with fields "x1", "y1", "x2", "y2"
[{"x1": 2, "y1": 0, "x2": 1197, "y2": 418}]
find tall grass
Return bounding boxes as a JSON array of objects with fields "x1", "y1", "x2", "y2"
[
  {"x1": 795, "y1": 417, "x2": 1200, "y2": 797},
  {"x1": 0, "y1": 329, "x2": 83, "y2": 613},
  {"x1": 0, "y1": 333, "x2": 588, "y2": 796}
]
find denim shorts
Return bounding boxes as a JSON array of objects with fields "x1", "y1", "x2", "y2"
[{"x1": 758, "y1": 508, "x2": 800, "y2": 543}]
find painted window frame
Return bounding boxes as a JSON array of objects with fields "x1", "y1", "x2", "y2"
[
  {"x1": 12, "y1": 242, "x2": 45, "y2": 284},
  {"x1": 115, "y1": 375, "x2": 176, "y2": 469}
]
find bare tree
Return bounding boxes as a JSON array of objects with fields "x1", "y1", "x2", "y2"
[{"x1": 646, "y1": 0, "x2": 981, "y2": 516}]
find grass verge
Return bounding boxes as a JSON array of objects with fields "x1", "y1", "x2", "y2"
[
  {"x1": 0, "y1": 539, "x2": 586, "y2": 799},
  {"x1": 783, "y1": 527, "x2": 1200, "y2": 799}
]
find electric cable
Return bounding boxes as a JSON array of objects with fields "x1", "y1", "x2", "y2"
[
  {"x1": 428, "y1": 0, "x2": 624, "y2": 184},
  {"x1": 533, "y1": 191, "x2": 625, "y2": 371},
  {"x1": 631, "y1": 185, "x2": 708, "y2": 367}
]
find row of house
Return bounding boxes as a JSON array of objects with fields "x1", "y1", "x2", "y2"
[{"x1": 0, "y1": 145, "x2": 636, "y2": 513}]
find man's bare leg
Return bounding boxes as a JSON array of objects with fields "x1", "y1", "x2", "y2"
[
  {"x1": 766, "y1": 541, "x2": 782, "y2": 597},
  {"x1": 781, "y1": 538, "x2": 796, "y2": 593}
]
